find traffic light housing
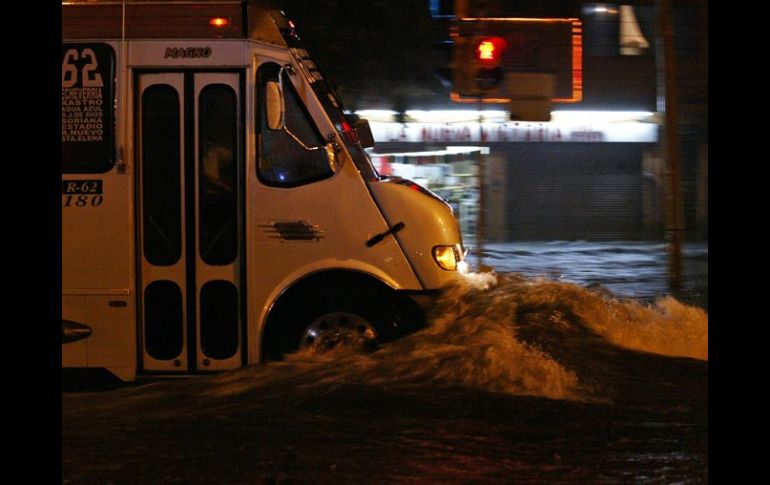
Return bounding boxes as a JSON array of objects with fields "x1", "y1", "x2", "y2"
[
  {"x1": 474, "y1": 36, "x2": 506, "y2": 90},
  {"x1": 450, "y1": 18, "x2": 583, "y2": 120}
]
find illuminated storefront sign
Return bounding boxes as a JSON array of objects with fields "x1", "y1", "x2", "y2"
[{"x1": 369, "y1": 120, "x2": 657, "y2": 144}]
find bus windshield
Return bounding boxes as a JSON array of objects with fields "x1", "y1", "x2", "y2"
[
  {"x1": 279, "y1": 22, "x2": 379, "y2": 181},
  {"x1": 291, "y1": 47, "x2": 379, "y2": 181}
]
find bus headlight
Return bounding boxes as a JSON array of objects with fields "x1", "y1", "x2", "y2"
[{"x1": 432, "y1": 245, "x2": 462, "y2": 271}]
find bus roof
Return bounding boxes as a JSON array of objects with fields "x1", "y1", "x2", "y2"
[{"x1": 62, "y1": 0, "x2": 289, "y2": 45}]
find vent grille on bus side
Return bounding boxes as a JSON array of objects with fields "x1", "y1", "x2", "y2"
[{"x1": 260, "y1": 221, "x2": 324, "y2": 241}]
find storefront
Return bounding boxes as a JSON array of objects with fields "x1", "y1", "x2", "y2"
[{"x1": 362, "y1": 110, "x2": 664, "y2": 241}]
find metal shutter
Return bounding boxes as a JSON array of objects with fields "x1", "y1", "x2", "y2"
[{"x1": 503, "y1": 143, "x2": 647, "y2": 240}]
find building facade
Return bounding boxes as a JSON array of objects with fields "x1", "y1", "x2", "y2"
[{"x1": 280, "y1": 0, "x2": 708, "y2": 242}]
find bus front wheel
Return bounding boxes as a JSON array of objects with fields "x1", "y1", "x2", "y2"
[{"x1": 262, "y1": 276, "x2": 425, "y2": 361}]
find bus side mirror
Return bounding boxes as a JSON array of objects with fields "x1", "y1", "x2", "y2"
[
  {"x1": 266, "y1": 81, "x2": 284, "y2": 131},
  {"x1": 354, "y1": 118, "x2": 374, "y2": 148}
]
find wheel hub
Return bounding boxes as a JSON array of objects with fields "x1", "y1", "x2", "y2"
[{"x1": 301, "y1": 312, "x2": 379, "y2": 353}]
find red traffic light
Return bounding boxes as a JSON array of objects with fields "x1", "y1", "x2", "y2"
[{"x1": 476, "y1": 37, "x2": 507, "y2": 63}]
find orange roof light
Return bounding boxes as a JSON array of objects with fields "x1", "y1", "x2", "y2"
[{"x1": 209, "y1": 17, "x2": 229, "y2": 28}]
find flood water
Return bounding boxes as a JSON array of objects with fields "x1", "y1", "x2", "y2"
[
  {"x1": 62, "y1": 241, "x2": 708, "y2": 484},
  {"x1": 478, "y1": 241, "x2": 708, "y2": 310}
]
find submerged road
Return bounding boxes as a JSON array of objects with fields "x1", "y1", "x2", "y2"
[{"x1": 63, "y1": 241, "x2": 708, "y2": 484}]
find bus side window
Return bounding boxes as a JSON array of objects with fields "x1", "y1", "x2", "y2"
[{"x1": 257, "y1": 63, "x2": 332, "y2": 187}]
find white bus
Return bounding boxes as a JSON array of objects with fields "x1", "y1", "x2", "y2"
[{"x1": 62, "y1": 0, "x2": 465, "y2": 381}]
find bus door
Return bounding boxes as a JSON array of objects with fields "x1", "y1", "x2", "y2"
[{"x1": 136, "y1": 71, "x2": 244, "y2": 373}]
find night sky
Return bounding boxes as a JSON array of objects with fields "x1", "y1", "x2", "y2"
[{"x1": 278, "y1": 0, "x2": 450, "y2": 111}]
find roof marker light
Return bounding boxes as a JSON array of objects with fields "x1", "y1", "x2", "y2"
[{"x1": 209, "y1": 17, "x2": 229, "y2": 28}]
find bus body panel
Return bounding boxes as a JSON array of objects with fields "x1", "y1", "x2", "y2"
[
  {"x1": 63, "y1": 38, "x2": 138, "y2": 381},
  {"x1": 62, "y1": 296, "x2": 88, "y2": 368},
  {"x1": 369, "y1": 181, "x2": 466, "y2": 289},
  {"x1": 128, "y1": 40, "x2": 249, "y2": 68},
  {"x1": 244, "y1": 154, "x2": 424, "y2": 363}
]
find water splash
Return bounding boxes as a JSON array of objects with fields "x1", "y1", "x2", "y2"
[
  {"x1": 477, "y1": 273, "x2": 708, "y2": 361},
  {"x1": 570, "y1": 292, "x2": 708, "y2": 361},
  {"x1": 205, "y1": 271, "x2": 707, "y2": 403}
]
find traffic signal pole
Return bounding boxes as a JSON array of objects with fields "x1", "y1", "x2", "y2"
[
  {"x1": 657, "y1": 0, "x2": 684, "y2": 289},
  {"x1": 476, "y1": 107, "x2": 485, "y2": 269}
]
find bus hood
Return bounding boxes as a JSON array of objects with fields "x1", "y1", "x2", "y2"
[{"x1": 368, "y1": 177, "x2": 465, "y2": 290}]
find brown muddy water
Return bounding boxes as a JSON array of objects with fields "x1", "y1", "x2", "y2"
[{"x1": 62, "y1": 242, "x2": 708, "y2": 484}]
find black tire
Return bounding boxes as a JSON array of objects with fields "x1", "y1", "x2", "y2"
[{"x1": 263, "y1": 282, "x2": 423, "y2": 360}]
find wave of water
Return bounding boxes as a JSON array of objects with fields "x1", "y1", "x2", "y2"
[{"x1": 205, "y1": 270, "x2": 707, "y2": 404}]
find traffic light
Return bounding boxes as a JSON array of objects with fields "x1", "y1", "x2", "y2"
[
  {"x1": 474, "y1": 37, "x2": 506, "y2": 90},
  {"x1": 452, "y1": 35, "x2": 509, "y2": 97},
  {"x1": 476, "y1": 37, "x2": 506, "y2": 63}
]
